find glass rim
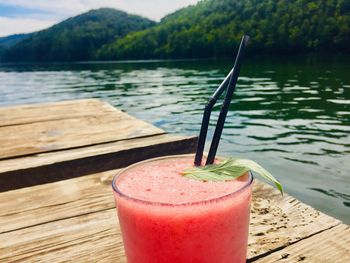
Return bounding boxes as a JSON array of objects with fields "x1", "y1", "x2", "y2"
[{"x1": 112, "y1": 154, "x2": 254, "y2": 207}]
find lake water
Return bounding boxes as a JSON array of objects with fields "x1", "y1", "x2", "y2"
[{"x1": 0, "y1": 55, "x2": 349, "y2": 223}]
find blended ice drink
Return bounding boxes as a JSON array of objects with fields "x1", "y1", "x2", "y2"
[{"x1": 112, "y1": 155, "x2": 253, "y2": 263}]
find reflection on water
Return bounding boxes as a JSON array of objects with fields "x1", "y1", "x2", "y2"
[{"x1": 0, "y1": 55, "x2": 349, "y2": 223}]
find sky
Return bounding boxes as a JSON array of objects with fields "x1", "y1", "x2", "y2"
[{"x1": 0, "y1": 0, "x2": 200, "y2": 37}]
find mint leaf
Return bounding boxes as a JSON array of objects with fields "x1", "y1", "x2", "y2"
[{"x1": 182, "y1": 158, "x2": 283, "y2": 195}]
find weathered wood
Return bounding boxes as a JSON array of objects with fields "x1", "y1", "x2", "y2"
[
  {"x1": 0, "y1": 169, "x2": 343, "y2": 261},
  {"x1": 0, "y1": 134, "x2": 197, "y2": 174},
  {"x1": 253, "y1": 224, "x2": 350, "y2": 262},
  {"x1": 0, "y1": 99, "x2": 197, "y2": 191},
  {"x1": 247, "y1": 182, "x2": 341, "y2": 259},
  {"x1": 0, "y1": 113, "x2": 164, "y2": 159},
  {"x1": 0, "y1": 99, "x2": 117, "y2": 127},
  {"x1": 0, "y1": 134, "x2": 197, "y2": 191},
  {"x1": 0, "y1": 170, "x2": 118, "y2": 234},
  {"x1": 0, "y1": 209, "x2": 125, "y2": 263}
]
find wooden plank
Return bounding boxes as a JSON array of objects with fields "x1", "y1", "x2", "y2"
[
  {"x1": 0, "y1": 134, "x2": 197, "y2": 191},
  {"x1": 0, "y1": 209, "x2": 125, "y2": 263},
  {"x1": 253, "y1": 224, "x2": 350, "y2": 262},
  {"x1": 0, "y1": 170, "x2": 118, "y2": 234},
  {"x1": 0, "y1": 169, "x2": 341, "y2": 261},
  {"x1": 0, "y1": 134, "x2": 196, "y2": 174},
  {"x1": 247, "y1": 182, "x2": 341, "y2": 259},
  {"x1": 0, "y1": 113, "x2": 164, "y2": 159},
  {"x1": 0, "y1": 99, "x2": 118, "y2": 127}
]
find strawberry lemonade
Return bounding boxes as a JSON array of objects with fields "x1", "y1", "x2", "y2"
[{"x1": 112, "y1": 155, "x2": 253, "y2": 263}]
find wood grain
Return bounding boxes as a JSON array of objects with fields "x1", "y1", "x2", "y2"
[
  {"x1": 0, "y1": 113, "x2": 164, "y2": 159},
  {"x1": 0, "y1": 134, "x2": 196, "y2": 174},
  {"x1": 0, "y1": 170, "x2": 117, "y2": 234},
  {"x1": 247, "y1": 182, "x2": 340, "y2": 259},
  {"x1": 253, "y1": 224, "x2": 350, "y2": 262},
  {"x1": 0, "y1": 99, "x2": 118, "y2": 127},
  {"x1": 0, "y1": 99, "x2": 197, "y2": 191},
  {"x1": 0, "y1": 134, "x2": 197, "y2": 191},
  {"x1": 0, "y1": 168, "x2": 343, "y2": 261},
  {"x1": 0, "y1": 209, "x2": 125, "y2": 263}
]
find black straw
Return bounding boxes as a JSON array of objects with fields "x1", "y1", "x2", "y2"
[
  {"x1": 194, "y1": 35, "x2": 249, "y2": 166},
  {"x1": 206, "y1": 35, "x2": 249, "y2": 165},
  {"x1": 194, "y1": 68, "x2": 234, "y2": 166}
]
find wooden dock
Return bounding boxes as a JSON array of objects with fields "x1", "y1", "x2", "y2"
[
  {"x1": 0, "y1": 99, "x2": 197, "y2": 191},
  {"x1": 0, "y1": 99, "x2": 349, "y2": 262}
]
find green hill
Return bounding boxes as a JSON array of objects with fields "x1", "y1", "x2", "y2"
[
  {"x1": 0, "y1": 34, "x2": 30, "y2": 48},
  {"x1": 1, "y1": 8, "x2": 155, "y2": 62},
  {"x1": 97, "y1": 0, "x2": 350, "y2": 60},
  {"x1": 1, "y1": 1, "x2": 349, "y2": 62},
  {"x1": 0, "y1": 34, "x2": 30, "y2": 57}
]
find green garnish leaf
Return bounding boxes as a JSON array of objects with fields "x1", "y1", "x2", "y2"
[{"x1": 182, "y1": 158, "x2": 283, "y2": 195}]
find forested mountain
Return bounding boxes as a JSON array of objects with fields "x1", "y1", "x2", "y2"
[
  {"x1": 0, "y1": 34, "x2": 30, "y2": 48},
  {"x1": 0, "y1": 8, "x2": 155, "y2": 62},
  {"x1": 1, "y1": 0, "x2": 349, "y2": 62},
  {"x1": 0, "y1": 34, "x2": 30, "y2": 57},
  {"x1": 97, "y1": 0, "x2": 350, "y2": 60}
]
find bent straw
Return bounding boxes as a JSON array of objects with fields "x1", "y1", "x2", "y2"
[
  {"x1": 194, "y1": 69, "x2": 234, "y2": 166},
  {"x1": 206, "y1": 35, "x2": 249, "y2": 165},
  {"x1": 194, "y1": 35, "x2": 249, "y2": 166}
]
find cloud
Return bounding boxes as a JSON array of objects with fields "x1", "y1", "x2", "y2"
[
  {"x1": 0, "y1": 0, "x2": 85, "y2": 17},
  {"x1": 0, "y1": 0, "x2": 200, "y2": 37},
  {"x1": 0, "y1": 0, "x2": 200, "y2": 20},
  {"x1": 0, "y1": 16, "x2": 57, "y2": 37}
]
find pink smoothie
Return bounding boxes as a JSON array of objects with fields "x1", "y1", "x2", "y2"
[{"x1": 113, "y1": 155, "x2": 252, "y2": 263}]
